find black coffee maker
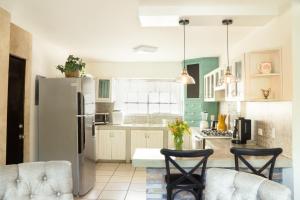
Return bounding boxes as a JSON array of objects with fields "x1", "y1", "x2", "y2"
[{"x1": 232, "y1": 117, "x2": 251, "y2": 144}]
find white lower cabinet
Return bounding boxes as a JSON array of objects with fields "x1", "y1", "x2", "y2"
[
  {"x1": 168, "y1": 131, "x2": 191, "y2": 150},
  {"x1": 97, "y1": 129, "x2": 126, "y2": 160},
  {"x1": 131, "y1": 130, "x2": 163, "y2": 158}
]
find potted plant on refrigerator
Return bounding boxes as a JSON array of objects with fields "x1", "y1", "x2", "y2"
[
  {"x1": 56, "y1": 55, "x2": 86, "y2": 77},
  {"x1": 168, "y1": 119, "x2": 191, "y2": 150}
]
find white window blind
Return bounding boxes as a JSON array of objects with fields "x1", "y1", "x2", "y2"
[{"x1": 114, "y1": 79, "x2": 184, "y2": 115}]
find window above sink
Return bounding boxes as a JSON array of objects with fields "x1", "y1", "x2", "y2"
[{"x1": 113, "y1": 79, "x2": 184, "y2": 115}]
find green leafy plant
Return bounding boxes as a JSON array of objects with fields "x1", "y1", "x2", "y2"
[
  {"x1": 56, "y1": 55, "x2": 86, "y2": 75},
  {"x1": 168, "y1": 119, "x2": 191, "y2": 150}
]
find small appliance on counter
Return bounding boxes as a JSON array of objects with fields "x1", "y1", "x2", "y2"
[
  {"x1": 200, "y1": 112, "x2": 209, "y2": 131},
  {"x1": 232, "y1": 117, "x2": 251, "y2": 144},
  {"x1": 210, "y1": 115, "x2": 218, "y2": 130},
  {"x1": 112, "y1": 110, "x2": 124, "y2": 125},
  {"x1": 95, "y1": 113, "x2": 109, "y2": 125}
]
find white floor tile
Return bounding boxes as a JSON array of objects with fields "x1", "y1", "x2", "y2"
[
  {"x1": 133, "y1": 171, "x2": 147, "y2": 177},
  {"x1": 104, "y1": 182, "x2": 130, "y2": 191},
  {"x1": 110, "y1": 176, "x2": 132, "y2": 183},
  {"x1": 116, "y1": 164, "x2": 135, "y2": 171},
  {"x1": 135, "y1": 167, "x2": 146, "y2": 172},
  {"x1": 97, "y1": 166, "x2": 119, "y2": 171},
  {"x1": 99, "y1": 190, "x2": 127, "y2": 200},
  {"x1": 97, "y1": 170, "x2": 115, "y2": 176},
  {"x1": 125, "y1": 191, "x2": 146, "y2": 200},
  {"x1": 94, "y1": 182, "x2": 107, "y2": 190},
  {"x1": 100, "y1": 163, "x2": 120, "y2": 167},
  {"x1": 114, "y1": 170, "x2": 135, "y2": 176},
  {"x1": 81, "y1": 188, "x2": 101, "y2": 199},
  {"x1": 96, "y1": 175, "x2": 111, "y2": 183},
  {"x1": 131, "y1": 176, "x2": 146, "y2": 183},
  {"x1": 129, "y1": 183, "x2": 146, "y2": 192}
]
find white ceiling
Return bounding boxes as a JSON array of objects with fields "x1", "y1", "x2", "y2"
[{"x1": 0, "y1": 0, "x2": 289, "y2": 62}]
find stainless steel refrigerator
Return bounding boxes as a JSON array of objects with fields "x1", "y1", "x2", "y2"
[{"x1": 38, "y1": 77, "x2": 96, "y2": 196}]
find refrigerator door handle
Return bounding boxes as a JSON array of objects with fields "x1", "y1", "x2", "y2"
[
  {"x1": 83, "y1": 116, "x2": 86, "y2": 150},
  {"x1": 92, "y1": 124, "x2": 95, "y2": 137},
  {"x1": 82, "y1": 95, "x2": 86, "y2": 151},
  {"x1": 77, "y1": 92, "x2": 84, "y2": 154}
]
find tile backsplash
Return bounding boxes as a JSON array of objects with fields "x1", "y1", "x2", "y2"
[{"x1": 220, "y1": 101, "x2": 292, "y2": 158}]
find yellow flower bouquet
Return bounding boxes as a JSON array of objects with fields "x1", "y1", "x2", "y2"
[{"x1": 168, "y1": 119, "x2": 191, "y2": 150}]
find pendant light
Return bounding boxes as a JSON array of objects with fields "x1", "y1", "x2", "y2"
[
  {"x1": 176, "y1": 19, "x2": 195, "y2": 85},
  {"x1": 222, "y1": 19, "x2": 235, "y2": 84}
]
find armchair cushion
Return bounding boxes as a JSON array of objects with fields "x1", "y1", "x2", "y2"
[
  {"x1": 0, "y1": 161, "x2": 73, "y2": 200},
  {"x1": 204, "y1": 168, "x2": 291, "y2": 200}
]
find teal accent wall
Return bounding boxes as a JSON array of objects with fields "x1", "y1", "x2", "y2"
[{"x1": 184, "y1": 57, "x2": 219, "y2": 127}]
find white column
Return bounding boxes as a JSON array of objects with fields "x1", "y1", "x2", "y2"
[{"x1": 292, "y1": 0, "x2": 300, "y2": 199}]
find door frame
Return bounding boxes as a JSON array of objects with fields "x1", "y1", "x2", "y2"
[{"x1": 8, "y1": 23, "x2": 32, "y2": 163}]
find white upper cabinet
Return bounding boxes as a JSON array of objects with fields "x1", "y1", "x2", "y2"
[
  {"x1": 95, "y1": 78, "x2": 115, "y2": 102},
  {"x1": 204, "y1": 48, "x2": 283, "y2": 102},
  {"x1": 204, "y1": 68, "x2": 226, "y2": 102},
  {"x1": 225, "y1": 54, "x2": 246, "y2": 101}
]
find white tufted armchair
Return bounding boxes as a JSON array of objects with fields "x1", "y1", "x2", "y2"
[
  {"x1": 0, "y1": 161, "x2": 73, "y2": 200},
  {"x1": 204, "y1": 168, "x2": 292, "y2": 200}
]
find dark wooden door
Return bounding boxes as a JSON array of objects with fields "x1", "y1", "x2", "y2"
[{"x1": 6, "y1": 55, "x2": 26, "y2": 164}]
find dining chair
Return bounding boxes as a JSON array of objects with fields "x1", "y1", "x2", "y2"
[
  {"x1": 160, "y1": 148, "x2": 214, "y2": 200},
  {"x1": 230, "y1": 147, "x2": 283, "y2": 180}
]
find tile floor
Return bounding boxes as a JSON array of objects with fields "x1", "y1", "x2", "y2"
[{"x1": 75, "y1": 163, "x2": 147, "y2": 200}]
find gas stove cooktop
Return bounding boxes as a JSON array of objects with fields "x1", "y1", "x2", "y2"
[{"x1": 201, "y1": 129, "x2": 233, "y2": 137}]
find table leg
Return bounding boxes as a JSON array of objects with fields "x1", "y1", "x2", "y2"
[{"x1": 203, "y1": 138, "x2": 206, "y2": 149}]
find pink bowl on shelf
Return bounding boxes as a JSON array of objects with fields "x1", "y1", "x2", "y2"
[{"x1": 258, "y1": 62, "x2": 272, "y2": 74}]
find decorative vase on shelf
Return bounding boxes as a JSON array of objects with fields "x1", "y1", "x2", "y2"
[
  {"x1": 261, "y1": 88, "x2": 271, "y2": 99},
  {"x1": 168, "y1": 119, "x2": 191, "y2": 150},
  {"x1": 217, "y1": 114, "x2": 227, "y2": 132}
]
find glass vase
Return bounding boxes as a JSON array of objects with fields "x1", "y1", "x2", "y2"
[{"x1": 173, "y1": 135, "x2": 183, "y2": 150}]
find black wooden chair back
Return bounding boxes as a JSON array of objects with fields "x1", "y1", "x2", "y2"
[
  {"x1": 160, "y1": 148, "x2": 214, "y2": 200},
  {"x1": 230, "y1": 147, "x2": 282, "y2": 180}
]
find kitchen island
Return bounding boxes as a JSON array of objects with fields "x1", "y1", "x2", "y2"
[{"x1": 132, "y1": 139, "x2": 293, "y2": 200}]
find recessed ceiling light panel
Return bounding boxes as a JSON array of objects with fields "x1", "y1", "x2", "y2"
[
  {"x1": 133, "y1": 45, "x2": 158, "y2": 54},
  {"x1": 139, "y1": 15, "x2": 179, "y2": 27}
]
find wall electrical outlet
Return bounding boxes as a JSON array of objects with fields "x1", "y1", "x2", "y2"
[
  {"x1": 258, "y1": 128, "x2": 263, "y2": 136},
  {"x1": 272, "y1": 128, "x2": 276, "y2": 138}
]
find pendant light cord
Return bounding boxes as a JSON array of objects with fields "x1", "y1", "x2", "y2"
[
  {"x1": 226, "y1": 23, "x2": 230, "y2": 68},
  {"x1": 183, "y1": 22, "x2": 186, "y2": 69}
]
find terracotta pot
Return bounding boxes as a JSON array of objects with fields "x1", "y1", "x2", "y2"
[{"x1": 65, "y1": 70, "x2": 80, "y2": 78}]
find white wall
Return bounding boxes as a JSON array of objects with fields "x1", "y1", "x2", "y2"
[
  {"x1": 86, "y1": 62, "x2": 181, "y2": 79},
  {"x1": 292, "y1": 0, "x2": 300, "y2": 198},
  {"x1": 30, "y1": 36, "x2": 69, "y2": 161}
]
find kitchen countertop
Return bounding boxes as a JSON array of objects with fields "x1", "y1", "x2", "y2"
[
  {"x1": 94, "y1": 123, "x2": 168, "y2": 130},
  {"x1": 132, "y1": 139, "x2": 292, "y2": 168}
]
